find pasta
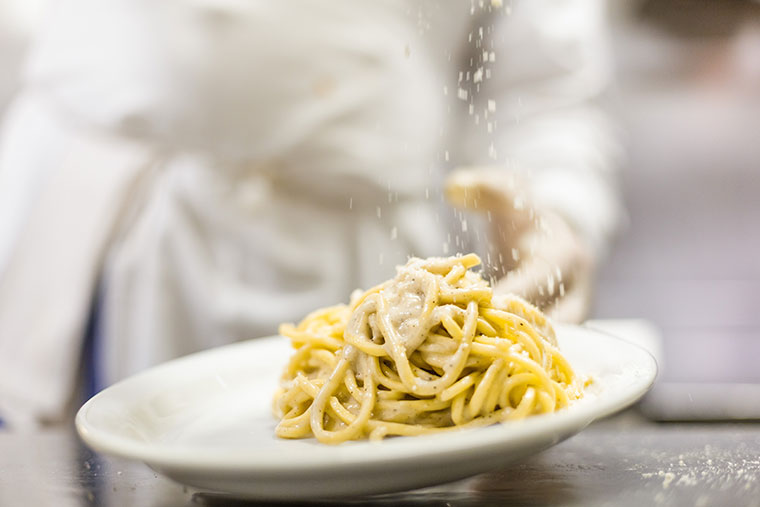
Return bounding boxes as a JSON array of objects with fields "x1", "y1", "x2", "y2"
[{"x1": 273, "y1": 253, "x2": 582, "y2": 444}]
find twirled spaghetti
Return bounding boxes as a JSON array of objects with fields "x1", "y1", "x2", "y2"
[{"x1": 273, "y1": 254, "x2": 582, "y2": 444}]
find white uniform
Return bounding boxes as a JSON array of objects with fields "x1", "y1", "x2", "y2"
[{"x1": 0, "y1": 0, "x2": 621, "y2": 427}]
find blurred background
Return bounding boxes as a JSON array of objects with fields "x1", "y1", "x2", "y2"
[
  {"x1": 0, "y1": 0, "x2": 759, "y2": 417},
  {"x1": 595, "y1": 0, "x2": 760, "y2": 390}
]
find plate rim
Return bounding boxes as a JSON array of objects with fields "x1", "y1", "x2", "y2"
[{"x1": 75, "y1": 324, "x2": 658, "y2": 473}]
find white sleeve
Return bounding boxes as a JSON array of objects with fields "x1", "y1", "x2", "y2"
[{"x1": 461, "y1": 0, "x2": 624, "y2": 258}]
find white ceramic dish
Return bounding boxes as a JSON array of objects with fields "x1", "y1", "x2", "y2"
[{"x1": 76, "y1": 324, "x2": 657, "y2": 500}]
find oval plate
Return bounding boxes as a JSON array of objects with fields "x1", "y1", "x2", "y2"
[{"x1": 76, "y1": 324, "x2": 657, "y2": 500}]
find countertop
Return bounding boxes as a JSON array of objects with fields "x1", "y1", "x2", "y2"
[{"x1": 2, "y1": 411, "x2": 759, "y2": 507}]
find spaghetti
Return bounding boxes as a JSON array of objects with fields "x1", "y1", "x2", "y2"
[{"x1": 273, "y1": 254, "x2": 582, "y2": 444}]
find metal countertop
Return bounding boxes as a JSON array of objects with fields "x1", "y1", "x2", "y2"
[{"x1": 2, "y1": 411, "x2": 759, "y2": 507}]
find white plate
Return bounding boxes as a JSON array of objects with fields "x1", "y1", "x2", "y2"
[{"x1": 76, "y1": 324, "x2": 657, "y2": 500}]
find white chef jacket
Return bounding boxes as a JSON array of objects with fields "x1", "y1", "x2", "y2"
[{"x1": 0, "y1": 0, "x2": 621, "y2": 427}]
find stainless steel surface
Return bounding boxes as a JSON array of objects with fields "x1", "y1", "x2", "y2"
[{"x1": 2, "y1": 412, "x2": 759, "y2": 506}]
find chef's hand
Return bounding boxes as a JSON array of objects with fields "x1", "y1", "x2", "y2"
[{"x1": 445, "y1": 167, "x2": 595, "y2": 323}]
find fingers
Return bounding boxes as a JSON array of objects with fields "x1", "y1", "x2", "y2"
[
  {"x1": 546, "y1": 278, "x2": 593, "y2": 324},
  {"x1": 445, "y1": 167, "x2": 536, "y2": 272},
  {"x1": 444, "y1": 168, "x2": 533, "y2": 228},
  {"x1": 494, "y1": 255, "x2": 589, "y2": 323},
  {"x1": 492, "y1": 212, "x2": 595, "y2": 322},
  {"x1": 493, "y1": 252, "x2": 576, "y2": 312}
]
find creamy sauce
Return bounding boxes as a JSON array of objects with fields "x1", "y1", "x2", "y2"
[{"x1": 379, "y1": 260, "x2": 430, "y2": 353}]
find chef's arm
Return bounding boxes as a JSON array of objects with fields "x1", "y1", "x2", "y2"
[{"x1": 447, "y1": 0, "x2": 624, "y2": 322}]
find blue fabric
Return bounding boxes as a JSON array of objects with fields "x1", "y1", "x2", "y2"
[{"x1": 82, "y1": 285, "x2": 104, "y2": 400}]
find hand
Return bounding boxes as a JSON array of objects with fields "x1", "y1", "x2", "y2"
[{"x1": 445, "y1": 167, "x2": 595, "y2": 323}]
